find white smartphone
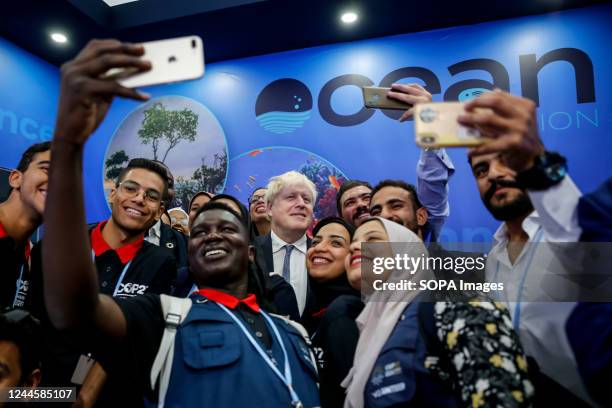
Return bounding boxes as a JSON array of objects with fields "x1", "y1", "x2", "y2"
[{"x1": 104, "y1": 36, "x2": 205, "y2": 88}]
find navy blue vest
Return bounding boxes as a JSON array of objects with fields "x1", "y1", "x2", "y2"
[
  {"x1": 163, "y1": 295, "x2": 320, "y2": 407},
  {"x1": 364, "y1": 301, "x2": 459, "y2": 408}
]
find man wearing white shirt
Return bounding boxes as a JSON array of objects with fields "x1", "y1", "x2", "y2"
[
  {"x1": 255, "y1": 171, "x2": 317, "y2": 317},
  {"x1": 463, "y1": 90, "x2": 589, "y2": 403}
]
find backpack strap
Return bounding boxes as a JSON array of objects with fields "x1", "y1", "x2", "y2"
[
  {"x1": 270, "y1": 313, "x2": 318, "y2": 373},
  {"x1": 150, "y1": 294, "x2": 193, "y2": 408}
]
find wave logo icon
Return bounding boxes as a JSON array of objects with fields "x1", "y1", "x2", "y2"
[
  {"x1": 256, "y1": 78, "x2": 313, "y2": 134},
  {"x1": 458, "y1": 87, "x2": 491, "y2": 102}
]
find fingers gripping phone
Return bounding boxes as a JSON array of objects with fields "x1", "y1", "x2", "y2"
[
  {"x1": 414, "y1": 102, "x2": 485, "y2": 148},
  {"x1": 362, "y1": 86, "x2": 412, "y2": 110},
  {"x1": 104, "y1": 36, "x2": 205, "y2": 88}
]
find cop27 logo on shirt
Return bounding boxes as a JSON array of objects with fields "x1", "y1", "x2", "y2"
[
  {"x1": 116, "y1": 282, "x2": 148, "y2": 296},
  {"x1": 256, "y1": 47, "x2": 595, "y2": 128}
]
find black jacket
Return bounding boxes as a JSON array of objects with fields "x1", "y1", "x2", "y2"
[
  {"x1": 158, "y1": 222, "x2": 189, "y2": 270},
  {"x1": 254, "y1": 232, "x2": 316, "y2": 320}
]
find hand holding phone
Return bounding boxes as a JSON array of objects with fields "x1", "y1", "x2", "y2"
[
  {"x1": 362, "y1": 86, "x2": 411, "y2": 110},
  {"x1": 363, "y1": 83, "x2": 433, "y2": 122},
  {"x1": 103, "y1": 36, "x2": 205, "y2": 88}
]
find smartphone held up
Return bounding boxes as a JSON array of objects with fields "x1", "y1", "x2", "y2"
[
  {"x1": 362, "y1": 86, "x2": 412, "y2": 110},
  {"x1": 103, "y1": 35, "x2": 205, "y2": 88},
  {"x1": 414, "y1": 102, "x2": 485, "y2": 149}
]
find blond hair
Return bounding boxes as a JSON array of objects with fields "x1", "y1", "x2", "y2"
[{"x1": 265, "y1": 171, "x2": 317, "y2": 206}]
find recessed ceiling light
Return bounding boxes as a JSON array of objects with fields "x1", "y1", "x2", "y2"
[
  {"x1": 341, "y1": 11, "x2": 358, "y2": 24},
  {"x1": 102, "y1": 0, "x2": 139, "y2": 6},
  {"x1": 50, "y1": 33, "x2": 68, "y2": 44}
]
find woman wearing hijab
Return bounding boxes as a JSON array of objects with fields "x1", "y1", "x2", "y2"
[
  {"x1": 343, "y1": 217, "x2": 534, "y2": 408},
  {"x1": 187, "y1": 191, "x2": 213, "y2": 226}
]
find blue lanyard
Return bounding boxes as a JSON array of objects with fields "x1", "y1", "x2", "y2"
[
  {"x1": 494, "y1": 228, "x2": 544, "y2": 331},
  {"x1": 12, "y1": 265, "x2": 26, "y2": 307},
  {"x1": 12, "y1": 242, "x2": 31, "y2": 307},
  {"x1": 91, "y1": 250, "x2": 132, "y2": 298},
  {"x1": 216, "y1": 303, "x2": 303, "y2": 407}
]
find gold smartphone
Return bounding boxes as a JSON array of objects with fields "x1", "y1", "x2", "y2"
[
  {"x1": 362, "y1": 86, "x2": 412, "y2": 110},
  {"x1": 414, "y1": 102, "x2": 485, "y2": 148}
]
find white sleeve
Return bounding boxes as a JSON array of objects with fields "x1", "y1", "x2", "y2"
[{"x1": 527, "y1": 176, "x2": 582, "y2": 242}]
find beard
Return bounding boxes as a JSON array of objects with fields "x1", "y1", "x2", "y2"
[
  {"x1": 386, "y1": 215, "x2": 420, "y2": 236},
  {"x1": 483, "y1": 179, "x2": 534, "y2": 221}
]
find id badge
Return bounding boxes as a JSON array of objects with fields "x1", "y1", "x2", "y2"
[{"x1": 71, "y1": 354, "x2": 95, "y2": 385}]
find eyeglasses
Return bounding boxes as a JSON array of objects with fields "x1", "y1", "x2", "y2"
[
  {"x1": 248, "y1": 194, "x2": 266, "y2": 205},
  {"x1": 171, "y1": 217, "x2": 189, "y2": 227},
  {"x1": 117, "y1": 180, "x2": 162, "y2": 204}
]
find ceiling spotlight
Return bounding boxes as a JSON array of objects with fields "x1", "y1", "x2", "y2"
[
  {"x1": 341, "y1": 12, "x2": 358, "y2": 24},
  {"x1": 50, "y1": 33, "x2": 68, "y2": 44}
]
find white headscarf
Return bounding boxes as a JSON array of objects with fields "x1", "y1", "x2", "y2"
[{"x1": 342, "y1": 217, "x2": 430, "y2": 408}]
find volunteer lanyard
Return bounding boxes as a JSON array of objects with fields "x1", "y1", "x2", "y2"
[
  {"x1": 12, "y1": 265, "x2": 26, "y2": 308},
  {"x1": 91, "y1": 250, "x2": 132, "y2": 298},
  {"x1": 493, "y1": 227, "x2": 544, "y2": 332},
  {"x1": 216, "y1": 303, "x2": 303, "y2": 408},
  {"x1": 12, "y1": 242, "x2": 32, "y2": 308}
]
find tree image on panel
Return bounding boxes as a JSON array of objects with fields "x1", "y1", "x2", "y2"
[
  {"x1": 105, "y1": 150, "x2": 130, "y2": 180},
  {"x1": 138, "y1": 102, "x2": 198, "y2": 162}
]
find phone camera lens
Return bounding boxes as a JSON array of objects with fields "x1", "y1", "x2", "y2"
[
  {"x1": 421, "y1": 136, "x2": 435, "y2": 144},
  {"x1": 191, "y1": 39, "x2": 196, "y2": 49}
]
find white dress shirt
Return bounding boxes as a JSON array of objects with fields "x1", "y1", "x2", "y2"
[
  {"x1": 146, "y1": 220, "x2": 162, "y2": 246},
  {"x1": 271, "y1": 230, "x2": 308, "y2": 315},
  {"x1": 485, "y1": 176, "x2": 590, "y2": 402}
]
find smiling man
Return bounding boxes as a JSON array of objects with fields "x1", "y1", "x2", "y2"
[
  {"x1": 41, "y1": 50, "x2": 320, "y2": 404},
  {"x1": 464, "y1": 90, "x2": 588, "y2": 402},
  {"x1": 30, "y1": 157, "x2": 178, "y2": 407},
  {"x1": 255, "y1": 171, "x2": 317, "y2": 317},
  {"x1": 0, "y1": 142, "x2": 50, "y2": 310},
  {"x1": 336, "y1": 180, "x2": 373, "y2": 227}
]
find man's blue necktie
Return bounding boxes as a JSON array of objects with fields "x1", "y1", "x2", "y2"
[{"x1": 282, "y1": 244, "x2": 295, "y2": 282}]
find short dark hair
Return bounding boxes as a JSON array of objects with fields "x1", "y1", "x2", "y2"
[
  {"x1": 371, "y1": 179, "x2": 423, "y2": 210},
  {"x1": 193, "y1": 201, "x2": 248, "y2": 232},
  {"x1": 151, "y1": 160, "x2": 174, "y2": 185},
  {"x1": 0, "y1": 309, "x2": 41, "y2": 383},
  {"x1": 336, "y1": 180, "x2": 372, "y2": 216},
  {"x1": 16, "y1": 142, "x2": 51, "y2": 173},
  {"x1": 118, "y1": 158, "x2": 169, "y2": 199},
  {"x1": 312, "y1": 216, "x2": 355, "y2": 239}
]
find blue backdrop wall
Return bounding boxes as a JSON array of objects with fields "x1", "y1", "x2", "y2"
[{"x1": 1, "y1": 4, "x2": 610, "y2": 241}]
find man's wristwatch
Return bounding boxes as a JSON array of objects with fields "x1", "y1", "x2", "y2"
[{"x1": 515, "y1": 151, "x2": 567, "y2": 191}]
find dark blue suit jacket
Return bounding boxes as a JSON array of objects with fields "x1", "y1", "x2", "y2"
[{"x1": 254, "y1": 232, "x2": 315, "y2": 320}]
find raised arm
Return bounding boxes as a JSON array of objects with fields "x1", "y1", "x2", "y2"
[
  {"x1": 43, "y1": 39, "x2": 151, "y2": 339},
  {"x1": 417, "y1": 149, "x2": 454, "y2": 238}
]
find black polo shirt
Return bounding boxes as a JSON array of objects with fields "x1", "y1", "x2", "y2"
[
  {"x1": 89, "y1": 221, "x2": 176, "y2": 298},
  {"x1": 0, "y1": 221, "x2": 32, "y2": 310},
  {"x1": 30, "y1": 221, "x2": 177, "y2": 408}
]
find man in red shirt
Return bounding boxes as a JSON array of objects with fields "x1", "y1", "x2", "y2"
[{"x1": 0, "y1": 141, "x2": 50, "y2": 310}]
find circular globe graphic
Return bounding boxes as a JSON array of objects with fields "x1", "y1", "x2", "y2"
[
  {"x1": 104, "y1": 95, "x2": 228, "y2": 211},
  {"x1": 225, "y1": 147, "x2": 347, "y2": 221},
  {"x1": 255, "y1": 78, "x2": 313, "y2": 134}
]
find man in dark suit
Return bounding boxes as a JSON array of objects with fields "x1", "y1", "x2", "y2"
[{"x1": 255, "y1": 171, "x2": 317, "y2": 318}]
